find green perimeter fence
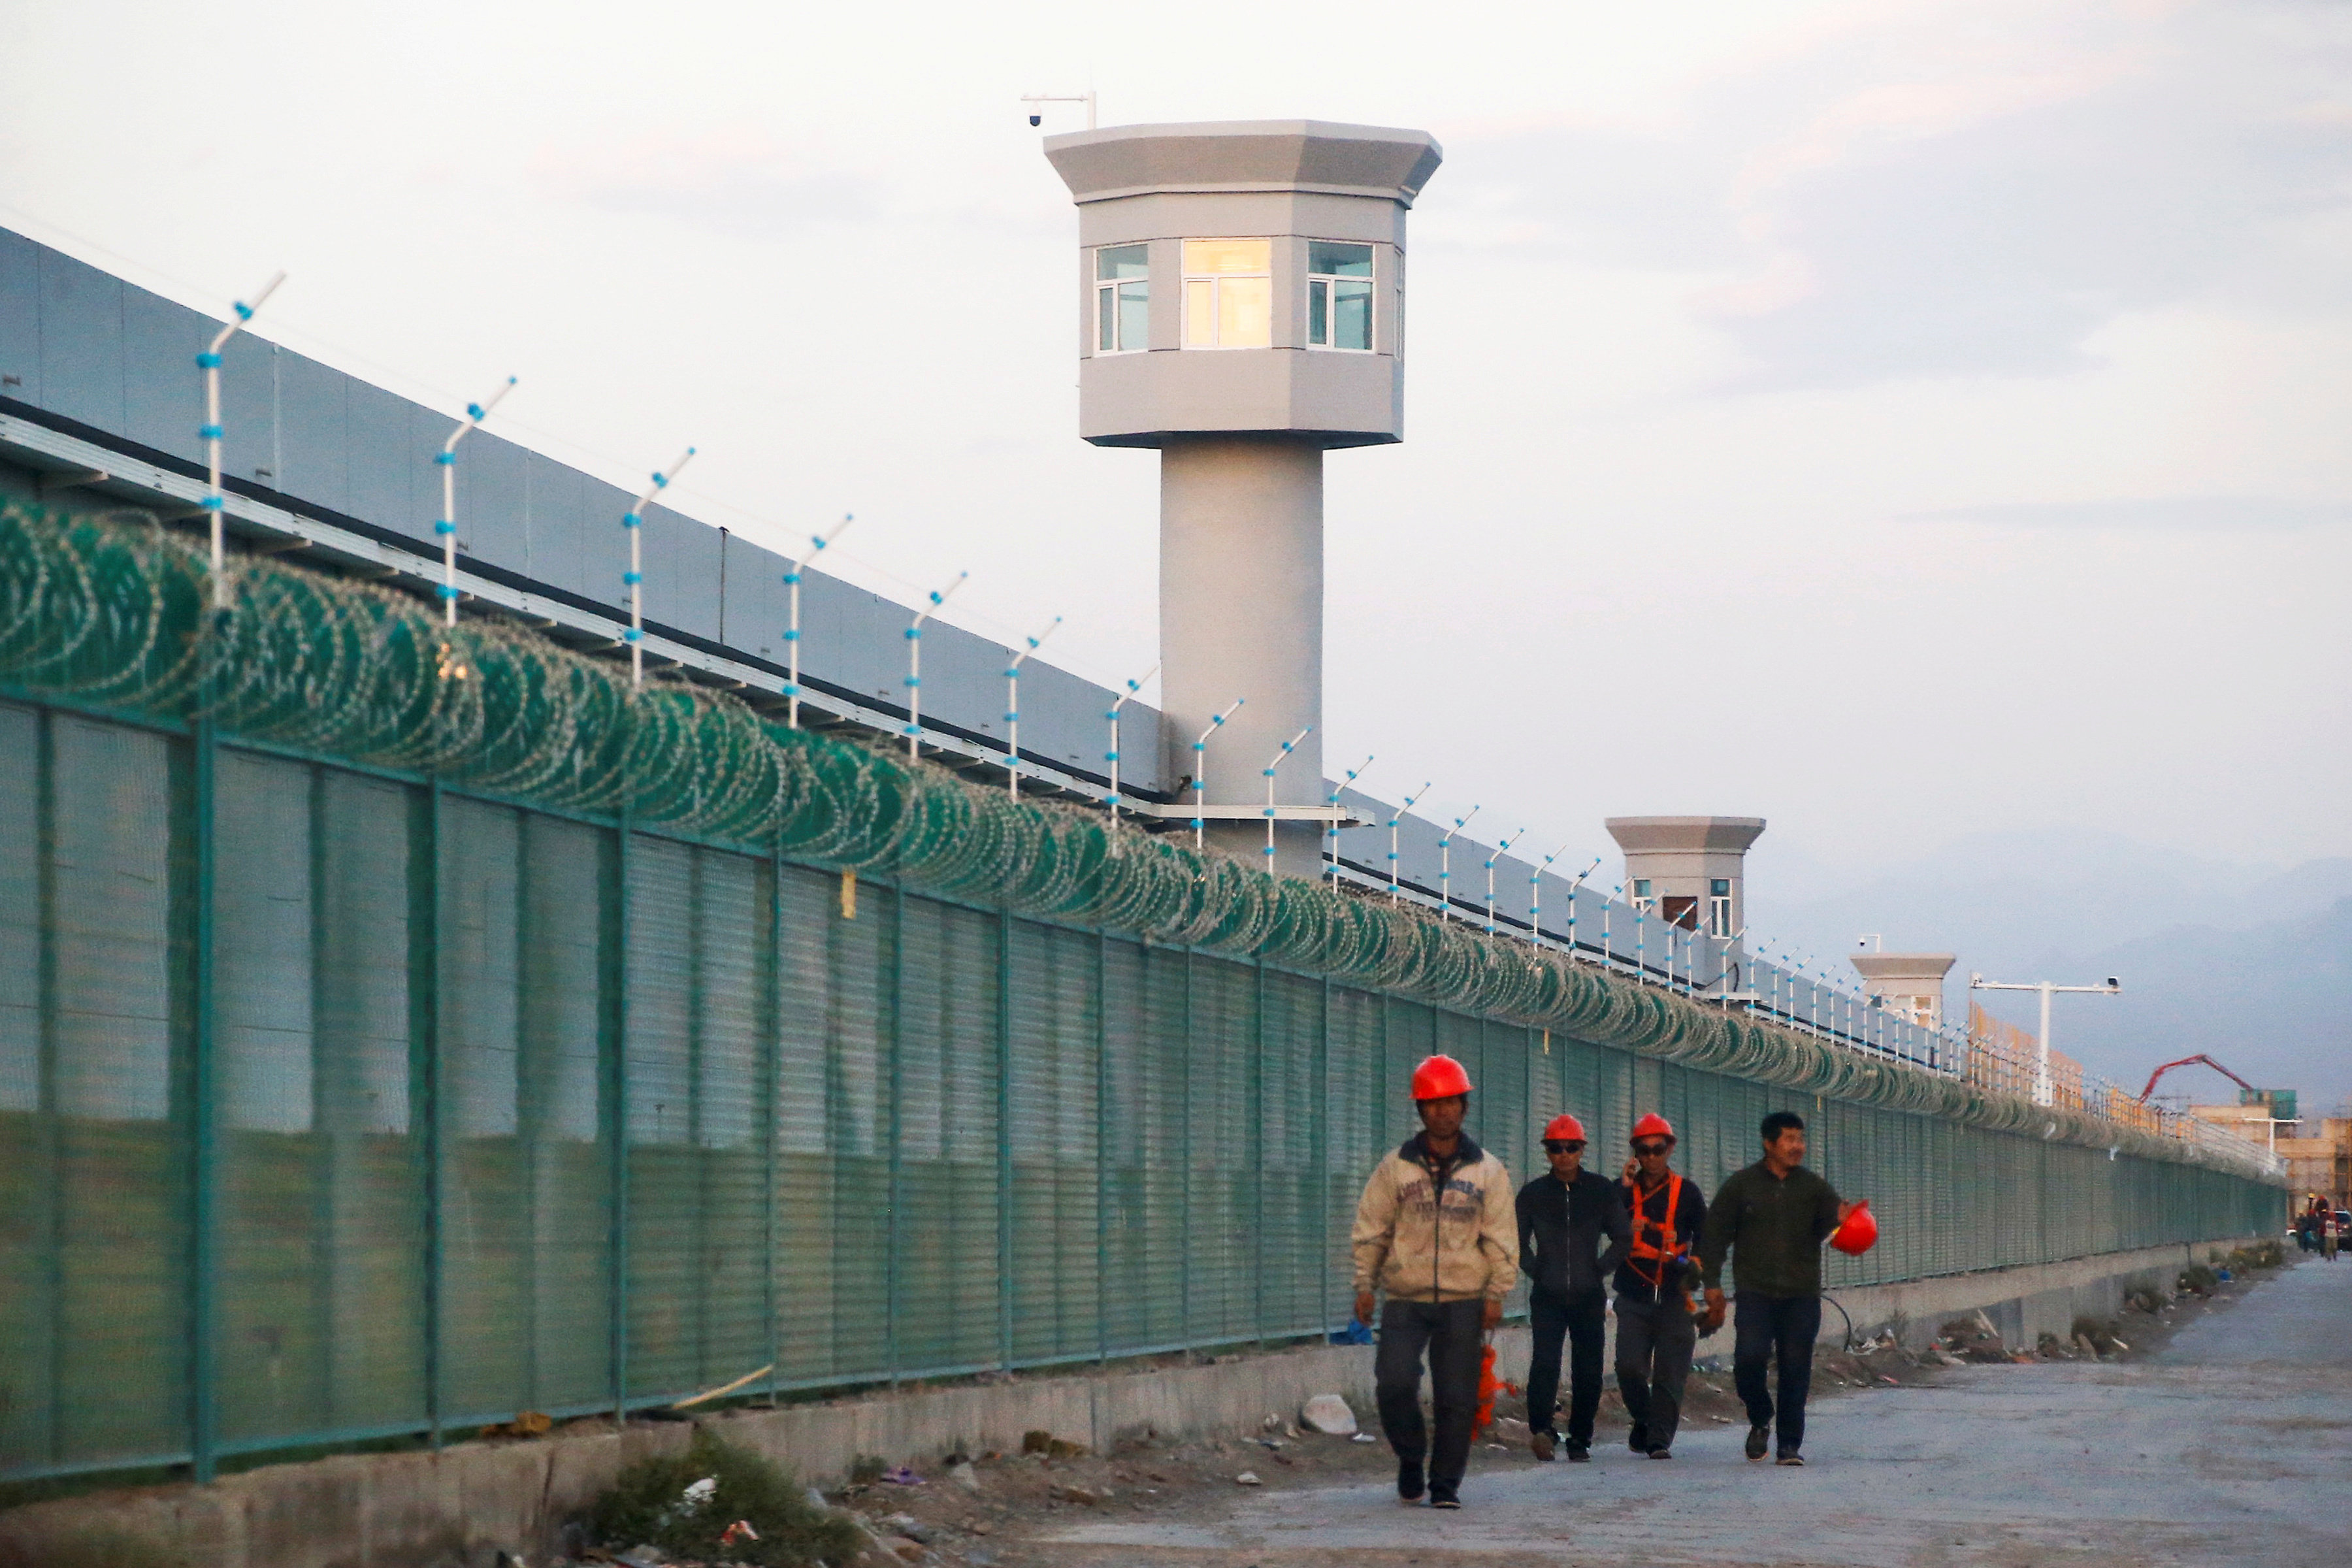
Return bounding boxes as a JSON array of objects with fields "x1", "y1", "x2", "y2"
[{"x1": 0, "y1": 504, "x2": 2285, "y2": 1484}]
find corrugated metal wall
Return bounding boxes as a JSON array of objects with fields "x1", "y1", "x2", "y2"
[{"x1": 0, "y1": 698, "x2": 2285, "y2": 1483}]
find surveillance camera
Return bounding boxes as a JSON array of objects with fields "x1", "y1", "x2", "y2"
[
  {"x1": 2106, "y1": 977, "x2": 2120, "y2": 990},
  {"x1": 1028, "y1": 113, "x2": 1042, "y2": 127}
]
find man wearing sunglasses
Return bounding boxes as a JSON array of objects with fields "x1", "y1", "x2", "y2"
[
  {"x1": 1514, "y1": 1113, "x2": 1629, "y2": 1462},
  {"x1": 1612, "y1": 1113, "x2": 1707, "y2": 1459}
]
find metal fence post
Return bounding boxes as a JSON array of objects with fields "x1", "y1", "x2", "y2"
[
  {"x1": 189, "y1": 717, "x2": 219, "y2": 1483},
  {"x1": 765, "y1": 837, "x2": 783, "y2": 1403},
  {"x1": 1180, "y1": 948, "x2": 1193, "y2": 1348},
  {"x1": 1316, "y1": 977, "x2": 1331, "y2": 1336},
  {"x1": 1096, "y1": 928, "x2": 1109, "y2": 1364},
  {"x1": 416, "y1": 778, "x2": 444, "y2": 1451},
  {"x1": 996, "y1": 907, "x2": 1013, "y2": 1371},
  {"x1": 33, "y1": 711, "x2": 63, "y2": 1469},
  {"x1": 1253, "y1": 956, "x2": 1266, "y2": 1347},
  {"x1": 886, "y1": 880, "x2": 904, "y2": 1387},
  {"x1": 611, "y1": 807, "x2": 632, "y2": 1429}
]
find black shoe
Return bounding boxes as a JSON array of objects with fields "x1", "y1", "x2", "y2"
[
  {"x1": 1746, "y1": 1426, "x2": 1770, "y2": 1462},
  {"x1": 1776, "y1": 1448, "x2": 1805, "y2": 1466},
  {"x1": 1627, "y1": 1424, "x2": 1649, "y2": 1454},
  {"x1": 1429, "y1": 1488, "x2": 1462, "y2": 1509},
  {"x1": 1647, "y1": 1446, "x2": 1673, "y2": 1460},
  {"x1": 1565, "y1": 1441, "x2": 1591, "y2": 1463},
  {"x1": 1397, "y1": 1462, "x2": 1426, "y2": 1502}
]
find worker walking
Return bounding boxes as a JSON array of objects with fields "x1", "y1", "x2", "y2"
[
  {"x1": 1699, "y1": 1111, "x2": 1859, "y2": 1467},
  {"x1": 1613, "y1": 1113, "x2": 1707, "y2": 1459},
  {"x1": 1352, "y1": 1054, "x2": 1518, "y2": 1510},
  {"x1": 1514, "y1": 1113, "x2": 1629, "y2": 1463}
]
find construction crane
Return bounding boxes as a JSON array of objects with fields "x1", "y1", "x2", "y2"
[{"x1": 2138, "y1": 1053, "x2": 2256, "y2": 1103}]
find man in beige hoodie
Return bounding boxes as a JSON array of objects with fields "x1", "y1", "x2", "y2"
[{"x1": 1350, "y1": 1054, "x2": 1519, "y2": 1509}]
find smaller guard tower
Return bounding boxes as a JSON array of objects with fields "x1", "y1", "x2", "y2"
[
  {"x1": 1851, "y1": 950, "x2": 1957, "y2": 1026},
  {"x1": 1044, "y1": 120, "x2": 1442, "y2": 874},
  {"x1": 1605, "y1": 816, "x2": 1766, "y2": 939}
]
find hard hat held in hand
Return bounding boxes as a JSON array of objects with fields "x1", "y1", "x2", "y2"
[
  {"x1": 1542, "y1": 1113, "x2": 1587, "y2": 1141},
  {"x1": 1830, "y1": 1200, "x2": 1878, "y2": 1256},
  {"x1": 1411, "y1": 1054, "x2": 1473, "y2": 1100}
]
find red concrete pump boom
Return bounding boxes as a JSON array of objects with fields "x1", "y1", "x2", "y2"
[{"x1": 2138, "y1": 1053, "x2": 2257, "y2": 1103}]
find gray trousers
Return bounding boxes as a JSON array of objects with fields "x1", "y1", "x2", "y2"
[
  {"x1": 1375, "y1": 1298, "x2": 1484, "y2": 1492},
  {"x1": 1614, "y1": 1294, "x2": 1697, "y2": 1451}
]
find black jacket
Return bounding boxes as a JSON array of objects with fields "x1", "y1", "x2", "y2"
[
  {"x1": 1515, "y1": 1167, "x2": 1630, "y2": 1300},
  {"x1": 1611, "y1": 1174, "x2": 1708, "y2": 1304}
]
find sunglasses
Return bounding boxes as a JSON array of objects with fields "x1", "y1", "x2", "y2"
[
  {"x1": 1633, "y1": 1141, "x2": 1672, "y2": 1156},
  {"x1": 1543, "y1": 1139, "x2": 1587, "y2": 1154}
]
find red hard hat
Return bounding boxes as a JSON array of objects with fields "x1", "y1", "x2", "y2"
[
  {"x1": 1542, "y1": 1113, "x2": 1587, "y2": 1142},
  {"x1": 1829, "y1": 1200, "x2": 1878, "y2": 1256},
  {"x1": 1630, "y1": 1113, "x2": 1676, "y2": 1143},
  {"x1": 1410, "y1": 1054, "x2": 1473, "y2": 1101}
]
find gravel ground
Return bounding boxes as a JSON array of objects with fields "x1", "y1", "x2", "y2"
[{"x1": 966, "y1": 1254, "x2": 2351, "y2": 1568}]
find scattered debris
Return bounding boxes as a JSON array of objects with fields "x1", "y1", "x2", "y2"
[
  {"x1": 880, "y1": 1512, "x2": 932, "y2": 1543},
  {"x1": 949, "y1": 1461, "x2": 983, "y2": 1494},
  {"x1": 491, "y1": 1410, "x2": 554, "y2": 1439},
  {"x1": 1301, "y1": 1394, "x2": 1358, "y2": 1435},
  {"x1": 880, "y1": 1464, "x2": 926, "y2": 1486},
  {"x1": 1233, "y1": 1471, "x2": 1262, "y2": 1486}
]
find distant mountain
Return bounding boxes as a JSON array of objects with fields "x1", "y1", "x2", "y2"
[{"x1": 1750, "y1": 829, "x2": 2352, "y2": 1119}]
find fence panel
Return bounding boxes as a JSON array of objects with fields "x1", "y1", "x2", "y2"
[{"x1": 0, "y1": 696, "x2": 2291, "y2": 1482}]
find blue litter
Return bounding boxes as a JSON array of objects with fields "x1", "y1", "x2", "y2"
[{"x1": 1329, "y1": 1319, "x2": 1373, "y2": 1345}]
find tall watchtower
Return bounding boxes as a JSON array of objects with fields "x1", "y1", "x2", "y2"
[{"x1": 1043, "y1": 120, "x2": 1443, "y2": 873}]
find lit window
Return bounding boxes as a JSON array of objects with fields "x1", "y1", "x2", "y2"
[
  {"x1": 1095, "y1": 245, "x2": 1149, "y2": 353},
  {"x1": 1182, "y1": 239, "x2": 1271, "y2": 348},
  {"x1": 1307, "y1": 242, "x2": 1373, "y2": 350}
]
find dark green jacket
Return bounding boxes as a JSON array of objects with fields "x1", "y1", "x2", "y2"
[{"x1": 1698, "y1": 1160, "x2": 1842, "y2": 1298}]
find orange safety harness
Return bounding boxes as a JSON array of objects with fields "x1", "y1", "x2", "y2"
[{"x1": 1624, "y1": 1173, "x2": 1689, "y2": 1300}]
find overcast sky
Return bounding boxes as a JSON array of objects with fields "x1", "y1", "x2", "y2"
[{"x1": 5, "y1": 0, "x2": 2347, "y2": 907}]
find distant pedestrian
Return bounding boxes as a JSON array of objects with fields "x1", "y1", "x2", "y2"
[
  {"x1": 1514, "y1": 1113, "x2": 1629, "y2": 1462},
  {"x1": 1352, "y1": 1054, "x2": 1518, "y2": 1511},
  {"x1": 1699, "y1": 1111, "x2": 1861, "y2": 1467},
  {"x1": 1613, "y1": 1113, "x2": 1707, "y2": 1459},
  {"x1": 2323, "y1": 1203, "x2": 2342, "y2": 1263}
]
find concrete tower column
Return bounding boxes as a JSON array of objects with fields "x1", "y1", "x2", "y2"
[
  {"x1": 1043, "y1": 120, "x2": 1442, "y2": 879},
  {"x1": 1160, "y1": 434, "x2": 1324, "y2": 863}
]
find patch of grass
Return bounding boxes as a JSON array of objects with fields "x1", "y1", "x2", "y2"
[{"x1": 583, "y1": 1427, "x2": 863, "y2": 1567}]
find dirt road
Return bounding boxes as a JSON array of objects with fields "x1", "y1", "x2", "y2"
[{"x1": 1024, "y1": 1258, "x2": 2352, "y2": 1567}]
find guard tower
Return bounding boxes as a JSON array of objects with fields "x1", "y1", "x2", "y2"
[
  {"x1": 1603, "y1": 816, "x2": 1766, "y2": 940},
  {"x1": 1044, "y1": 120, "x2": 1443, "y2": 874},
  {"x1": 1850, "y1": 951, "x2": 1957, "y2": 1026}
]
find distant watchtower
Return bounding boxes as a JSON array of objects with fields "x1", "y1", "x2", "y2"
[
  {"x1": 1604, "y1": 816, "x2": 1767, "y2": 941},
  {"x1": 1043, "y1": 120, "x2": 1443, "y2": 874}
]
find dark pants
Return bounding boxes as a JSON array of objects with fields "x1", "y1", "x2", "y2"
[
  {"x1": 1375, "y1": 1298, "x2": 1484, "y2": 1492},
  {"x1": 1733, "y1": 1292, "x2": 1821, "y2": 1452},
  {"x1": 1524, "y1": 1289, "x2": 1607, "y2": 1445},
  {"x1": 1614, "y1": 1294, "x2": 1697, "y2": 1451}
]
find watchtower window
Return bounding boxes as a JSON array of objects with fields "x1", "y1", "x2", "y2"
[
  {"x1": 1094, "y1": 245, "x2": 1149, "y2": 353},
  {"x1": 1182, "y1": 238, "x2": 1271, "y2": 348},
  {"x1": 1307, "y1": 242, "x2": 1374, "y2": 350},
  {"x1": 1709, "y1": 877, "x2": 1733, "y2": 937}
]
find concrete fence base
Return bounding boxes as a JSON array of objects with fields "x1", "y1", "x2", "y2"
[{"x1": 0, "y1": 1235, "x2": 2253, "y2": 1568}]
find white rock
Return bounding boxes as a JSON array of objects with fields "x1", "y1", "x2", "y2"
[
  {"x1": 1300, "y1": 1394, "x2": 1358, "y2": 1436},
  {"x1": 1234, "y1": 1471, "x2": 1262, "y2": 1486}
]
